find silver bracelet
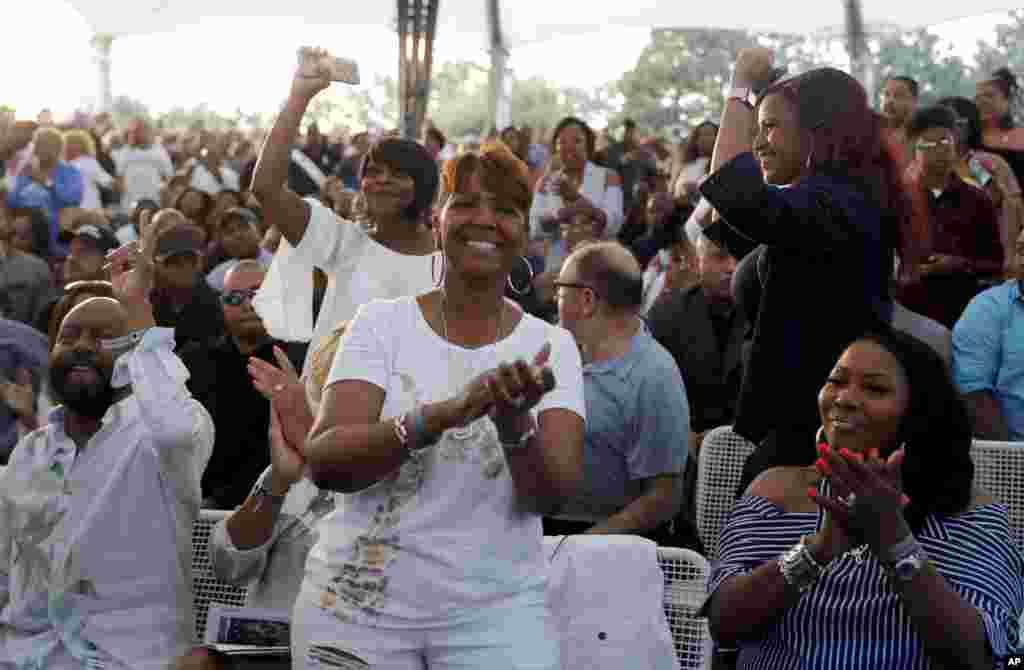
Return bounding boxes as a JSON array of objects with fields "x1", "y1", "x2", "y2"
[
  {"x1": 879, "y1": 533, "x2": 918, "y2": 566},
  {"x1": 778, "y1": 536, "x2": 823, "y2": 593}
]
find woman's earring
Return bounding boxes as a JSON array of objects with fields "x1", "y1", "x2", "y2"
[
  {"x1": 507, "y1": 256, "x2": 535, "y2": 296},
  {"x1": 816, "y1": 426, "x2": 828, "y2": 447},
  {"x1": 432, "y1": 250, "x2": 446, "y2": 288}
]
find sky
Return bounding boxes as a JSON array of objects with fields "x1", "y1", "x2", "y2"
[{"x1": 4, "y1": 0, "x2": 1009, "y2": 124}]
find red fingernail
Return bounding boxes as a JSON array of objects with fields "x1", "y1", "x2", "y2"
[{"x1": 806, "y1": 487, "x2": 817, "y2": 499}]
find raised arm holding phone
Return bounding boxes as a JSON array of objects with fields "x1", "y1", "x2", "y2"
[
  {"x1": 250, "y1": 47, "x2": 439, "y2": 365},
  {"x1": 697, "y1": 49, "x2": 916, "y2": 493}
]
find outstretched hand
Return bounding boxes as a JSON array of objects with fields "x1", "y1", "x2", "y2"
[
  {"x1": 452, "y1": 343, "x2": 555, "y2": 430},
  {"x1": 249, "y1": 346, "x2": 313, "y2": 452},
  {"x1": 291, "y1": 47, "x2": 333, "y2": 103},
  {"x1": 105, "y1": 210, "x2": 176, "y2": 325}
]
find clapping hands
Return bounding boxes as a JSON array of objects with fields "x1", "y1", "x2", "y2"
[{"x1": 809, "y1": 444, "x2": 912, "y2": 560}]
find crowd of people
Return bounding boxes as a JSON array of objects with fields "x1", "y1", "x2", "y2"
[{"x1": 0, "y1": 42, "x2": 1022, "y2": 669}]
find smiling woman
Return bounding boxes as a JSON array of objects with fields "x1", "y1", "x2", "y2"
[{"x1": 293, "y1": 141, "x2": 585, "y2": 669}]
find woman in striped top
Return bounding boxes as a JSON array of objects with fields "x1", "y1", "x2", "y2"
[{"x1": 704, "y1": 328, "x2": 1023, "y2": 669}]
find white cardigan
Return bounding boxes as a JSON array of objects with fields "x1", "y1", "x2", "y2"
[{"x1": 528, "y1": 161, "x2": 624, "y2": 268}]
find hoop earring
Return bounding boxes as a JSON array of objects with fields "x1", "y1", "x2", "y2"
[
  {"x1": 432, "y1": 250, "x2": 447, "y2": 288},
  {"x1": 507, "y1": 256, "x2": 535, "y2": 296}
]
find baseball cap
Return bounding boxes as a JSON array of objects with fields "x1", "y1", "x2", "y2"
[
  {"x1": 74, "y1": 224, "x2": 119, "y2": 255},
  {"x1": 156, "y1": 223, "x2": 205, "y2": 261}
]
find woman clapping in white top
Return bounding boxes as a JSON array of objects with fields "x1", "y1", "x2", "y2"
[{"x1": 272, "y1": 141, "x2": 585, "y2": 669}]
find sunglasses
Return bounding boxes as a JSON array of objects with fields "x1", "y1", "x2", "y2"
[
  {"x1": 915, "y1": 137, "x2": 955, "y2": 152},
  {"x1": 220, "y1": 288, "x2": 259, "y2": 306}
]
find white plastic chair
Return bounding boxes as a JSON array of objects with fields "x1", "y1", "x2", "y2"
[
  {"x1": 970, "y1": 440, "x2": 1024, "y2": 549},
  {"x1": 191, "y1": 509, "x2": 249, "y2": 642},
  {"x1": 696, "y1": 426, "x2": 757, "y2": 560},
  {"x1": 657, "y1": 547, "x2": 713, "y2": 670}
]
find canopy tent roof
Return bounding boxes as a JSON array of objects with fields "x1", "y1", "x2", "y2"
[{"x1": 66, "y1": 0, "x2": 1019, "y2": 44}]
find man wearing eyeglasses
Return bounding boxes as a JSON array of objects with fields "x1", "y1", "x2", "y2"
[
  {"x1": 179, "y1": 260, "x2": 307, "y2": 509},
  {"x1": 898, "y1": 105, "x2": 1004, "y2": 328},
  {"x1": 544, "y1": 241, "x2": 691, "y2": 546}
]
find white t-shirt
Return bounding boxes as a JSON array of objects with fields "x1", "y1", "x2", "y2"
[
  {"x1": 253, "y1": 198, "x2": 438, "y2": 371},
  {"x1": 189, "y1": 161, "x2": 241, "y2": 195},
  {"x1": 114, "y1": 144, "x2": 174, "y2": 211},
  {"x1": 302, "y1": 296, "x2": 585, "y2": 627},
  {"x1": 70, "y1": 155, "x2": 114, "y2": 210}
]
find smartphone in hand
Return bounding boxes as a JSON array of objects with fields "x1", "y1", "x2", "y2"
[{"x1": 297, "y1": 47, "x2": 361, "y2": 85}]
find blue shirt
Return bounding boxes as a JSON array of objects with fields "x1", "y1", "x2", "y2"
[
  {"x1": 6, "y1": 162, "x2": 84, "y2": 258},
  {"x1": 953, "y1": 280, "x2": 1024, "y2": 441},
  {"x1": 571, "y1": 324, "x2": 689, "y2": 516},
  {"x1": 0, "y1": 318, "x2": 48, "y2": 460}
]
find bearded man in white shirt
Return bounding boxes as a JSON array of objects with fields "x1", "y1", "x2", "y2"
[{"x1": 0, "y1": 214, "x2": 214, "y2": 669}]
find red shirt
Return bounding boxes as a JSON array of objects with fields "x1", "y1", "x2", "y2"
[{"x1": 898, "y1": 173, "x2": 1003, "y2": 327}]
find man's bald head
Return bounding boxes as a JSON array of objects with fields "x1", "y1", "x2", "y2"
[
  {"x1": 563, "y1": 241, "x2": 643, "y2": 311},
  {"x1": 223, "y1": 260, "x2": 265, "y2": 293},
  {"x1": 62, "y1": 297, "x2": 129, "y2": 339},
  {"x1": 49, "y1": 296, "x2": 128, "y2": 419},
  {"x1": 151, "y1": 208, "x2": 188, "y2": 231}
]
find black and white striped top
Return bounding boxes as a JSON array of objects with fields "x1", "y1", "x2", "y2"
[{"x1": 708, "y1": 480, "x2": 1023, "y2": 669}]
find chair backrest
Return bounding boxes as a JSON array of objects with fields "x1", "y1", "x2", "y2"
[
  {"x1": 696, "y1": 426, "x2": 757, "y2": 560},
  {"x1": 657, "y1": 547, "x2": 713, "y2": 670},
  {"x1": 191, "y1": 509, "x2": 249, "y2": 642},
  {"x1": 970, "y1": 440, "x2": 1024, "y2": 549}
]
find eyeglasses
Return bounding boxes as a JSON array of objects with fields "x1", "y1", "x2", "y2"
[
  {"x1": 915, "y1": 138, "x2": 955, "y2": 152},
  {"x1": 221, "y1": 288, "x2": 259, "y2": 306},
  {"x1": 553, "y1": 281, "x2": 600, "y2": 299}
]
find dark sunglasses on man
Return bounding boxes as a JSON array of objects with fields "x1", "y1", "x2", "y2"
[{"x1": 220, "y1": 288, "x2": 259, "y2": 306}]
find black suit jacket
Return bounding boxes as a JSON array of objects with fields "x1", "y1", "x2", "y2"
[
  {"x1": 647, "y1": 284, "x2": 746, "y2": 434},
  {"x1": 180, "y1": 336, "x2": 308, "y2": 508}
]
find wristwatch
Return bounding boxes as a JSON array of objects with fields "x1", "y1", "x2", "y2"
[
  {"x1": 881, "y1": 535, "x2": 929, "y2": 583},
  {"x1": 726, "y1": 86, "x2": 754, "y2": 108},
  {"x1": 890, "y1": 549, "x2": 928, "y2": 582},
  {"x1": 500, "y1": 425, "x2": 536, "y2": 450},
  {"x1": 252, "y1": 470, "x2": 289, "y2": 512}
]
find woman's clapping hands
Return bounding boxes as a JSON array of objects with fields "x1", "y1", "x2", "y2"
[{"x1": 809, "y1": 444, "x2": 913, "y2": 560}]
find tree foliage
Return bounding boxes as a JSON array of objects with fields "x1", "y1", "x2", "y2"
[
  {"x1": 874, "y1": 28, "x2": 974, "y2": 104},
  {"x1": 975, "y1": 9, "x2": 1024, "y2": 82},
  {"x1": 614, "y1": 28, "x2": 754, "y2": 132}
]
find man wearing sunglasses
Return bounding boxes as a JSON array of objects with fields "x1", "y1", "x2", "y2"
[
  {"x1": 179, "y1": 260, "x2": 307, "y2": 509},
  {"x1": 898, "y1": 105, "x2": 1004, "y2": 328}
]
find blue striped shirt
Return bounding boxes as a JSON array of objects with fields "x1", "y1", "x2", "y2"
[{"x1": 708, "y1": 481, "x2": 1023, "y2": 669}]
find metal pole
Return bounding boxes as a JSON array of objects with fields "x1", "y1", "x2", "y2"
[
  {"x1": 486, "y1": 0, "x2": 510, "y2": 133},
  {"x1": 91, "y1": 33, "x2": 114, "y2": 112}
]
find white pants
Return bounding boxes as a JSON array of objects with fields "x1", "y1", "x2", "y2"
[{"x1": 291, "y1": 591, "x2": 559, "y2": 670}]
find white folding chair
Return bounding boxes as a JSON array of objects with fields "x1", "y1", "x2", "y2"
[
  {"x1": 696, "y1": 426, "x2": 757, "y2": 561},
  {"x1": 657, "y1": 547, "x2": 713, "y2": 670},
  {"x1": 191, "y1": 509, "x2": 250, "y2": 642},
  {"x1": 970, "y1": 440, "x2": 1024, "y2": 550}
]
